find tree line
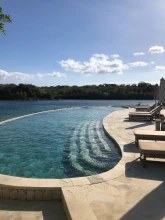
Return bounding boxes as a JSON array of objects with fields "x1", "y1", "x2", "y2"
[{"x1": 0, "y1": 82, "x2": 154, "y2": 100}]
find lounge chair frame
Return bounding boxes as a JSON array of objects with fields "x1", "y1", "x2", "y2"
[
  {"x1": 135, "y1": 103, "x2": 156, "y2": 112},
  {"x1": 129, "y1": 105, "x2": 162, "y2": 121},
  {"x1": 134, "y1": 130, "x2": 165, "y2": 147},
  {"x1": 139, "y1": 140, "x2": 165, "y2": 167}
]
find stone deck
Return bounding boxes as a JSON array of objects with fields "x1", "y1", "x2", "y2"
[
  {"x1": 0, "y1": 199, "x2": 67, "y2": 220},
  {"x1": 0, "y1": 108, "x2": 165, "y2": 219},
  {"x1": 62, "y1": 108, "x2": 165, "y2": 220}
]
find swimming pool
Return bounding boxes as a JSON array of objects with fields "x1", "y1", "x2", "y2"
[{"x1": 0, "y1": 106, "x2": 121, "y2": 178}]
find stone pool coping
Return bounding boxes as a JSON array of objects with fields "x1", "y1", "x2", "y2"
[{"x1": 0, "y1": 108, "x2": 132, "y2": 201}]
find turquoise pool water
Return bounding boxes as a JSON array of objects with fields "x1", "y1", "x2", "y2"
[
  {"x1": 0, "y1": 106, "x2": 122, "y2": 178},
  {"x1": 0, "y1": 100, "x2": 154, "y2": 178}
]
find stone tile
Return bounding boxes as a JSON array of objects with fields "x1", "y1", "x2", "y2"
[
  {"x1": 71, "y1": 177, "x2": 90, "y2": 186},
  {"x1": 92, "y1": 182, "x2": 109, "y2": 191},
  {"x1": 99, "y1": 171, "x2": 113, "y2": 181},
  {"x1": 62, "y1": 187, "x2": 97, "y2": 220},
  {"x1": 56, "y1": 178, "x2": 73, "y2": 187},
  {"x1": 87, "y1": 175, "x2": 104, "y2": 184}
]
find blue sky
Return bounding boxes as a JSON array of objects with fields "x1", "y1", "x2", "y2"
[{"x1": 0, "y1": 0, "x2": 165, "y2": 86}]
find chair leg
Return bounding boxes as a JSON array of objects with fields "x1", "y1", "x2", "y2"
[
  {"x1": 135, "y1": 137, "x2": 138, "y2": 147},
  {"x1": 143, "y1": 153, "x2": 147, "y2": 168}
]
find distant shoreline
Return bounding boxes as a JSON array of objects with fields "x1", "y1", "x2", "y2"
[
  {"x1": 0, "y1": 83, "x2": 154, "y2": 100},
  {"x1": 0, "y1": 98, "x2": 154, "y2": 101}
]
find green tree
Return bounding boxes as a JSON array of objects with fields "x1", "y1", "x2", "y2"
[{"x1": 0, "y1": 6, "x2": 12, "y2": 34}]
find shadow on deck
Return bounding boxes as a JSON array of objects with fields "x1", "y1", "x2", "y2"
[{"x1": 0, "y1": 199, "x2": 67, "y2": 220}]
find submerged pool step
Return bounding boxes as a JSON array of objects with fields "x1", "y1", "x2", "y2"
[
  {"x1": 95, "y1": 121, "x2": 111, "y2": 151},
  {"x1": 68, "y1": 121, "x2": 113, "y2": 176},
  {"x1": 88, "y1": 121, "x2": 108, "y2": 158},
  {"x1": 79, "y1": 123, "x2": 106, "y2": 169},
  {"x1": 69, "y1": 124, "x2": 92, "y2": 176}
]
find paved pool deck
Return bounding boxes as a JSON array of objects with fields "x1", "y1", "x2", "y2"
[
  {"x1": 0, "y1": 108, "x2": 165, "y2": 219},
  {"x1": 63, "y1": 108, "x2": 165, "y2": 220}
]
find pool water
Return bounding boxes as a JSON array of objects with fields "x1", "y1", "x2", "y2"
[{"x1": 0, "y1": 106, "x2": 122, "y2": 178}]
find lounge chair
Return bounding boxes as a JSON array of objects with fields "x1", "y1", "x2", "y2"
[
  {"x1": 139, "y1": 140, "x2": 165, "y2": 167},
  {"x1": 150, "y1": 103, "x2": 157, "y2": 111},
  {"x1": 129, "y1": 105, "x2": 162, "y2": 121},
  {"x1": 130, "y1": 105, "x2": 161, "y2": 115},
  {"x1": 134, "y1": 129, "x2": 165, "y2": 147},
  {"x1": 135, "y1": 105, "x2": 150, "y2": 112},
  {"x1": 135, "y1": 103, "x2": 156, "y2": 112}
]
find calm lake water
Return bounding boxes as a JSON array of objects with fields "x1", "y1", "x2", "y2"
[
  {"x1": 0, "y1": 100, "x2": 154, "y2": 120},
  {"x1": 0, "y1": 100, "x2": 154, "y2": 178}
]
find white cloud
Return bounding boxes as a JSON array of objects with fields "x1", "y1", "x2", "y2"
[
  {"x1": 0, "y1": 70, "x2": 34, "y2": 81},
  {"x1": 59, "y1": 54, "x2": 128, "y2": 75},
  {"x1": 111, "y1": 54, "x2": 119, "y2": 58},
  {"x1": 11, "y1": 72, "x2": 34, "y2": 80},
  {"x1": 129, "y1": 62, "x2": 148, "y2": 67},
  {"x1": 133, "y1": 52, "x2": 145, "y2": 56},
  {"x1": 150, "y1": 61, "x2": 154, "y2": 64},
  {"x1": 148, "y1": 46, "x2": 164, "y2": 54},
  {"x1": 59, "y1": 59, "x2": 84, "y2": 73},
  {"x1": 93, "y1": 54, "x2": 109, "y2": 60},
  {"x1": 0, "y1": 69, "x2": 10, "y2": 80},
  {"x1": 0, "y1": 70, "x2": 66, "y2": 81},
  {"x1": 47, "y1": 72, "x2": 66, "y2": 77},
  {"x1": 155, "y1": 66, "x2": 165, "y2": 71},
  {"x1": 36, "y1": 73, "x2": 43, "y2": 80}
]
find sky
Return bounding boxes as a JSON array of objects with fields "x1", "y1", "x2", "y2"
[{"x1": 0, "y1": 0, "x2": 165, "y2": 86}]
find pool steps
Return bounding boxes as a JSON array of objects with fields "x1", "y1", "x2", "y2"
[
  {"x1": 68, "y1": 121, "x2": 113, "y2": 176},
  {"x1": 88, "y1": 121, "x2": 107, "y2": 158},
  {"x1": 95, "y1": 121, "x2": 111, "y2": 151}
]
